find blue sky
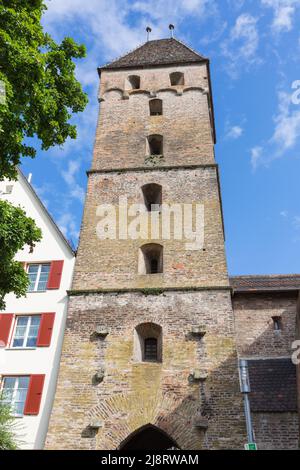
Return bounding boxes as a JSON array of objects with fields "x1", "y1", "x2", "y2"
[{"x1": 21, "y1": 0, "x2": 300, "y2": 275}]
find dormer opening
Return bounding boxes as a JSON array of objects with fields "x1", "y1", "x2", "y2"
[
  {"x1": 126, "y1": 75, "x2": 140, "y2": 90},
  {"x1": 170, "y1": 72, "x2": 184, "y2": 86}
]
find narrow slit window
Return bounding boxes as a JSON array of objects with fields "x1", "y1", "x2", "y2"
[
  {"x1": 134, "y1": 323, "x2": 162, "y2": 363},
  {"x1": 273, "y1": 316, "x2": 282, "y2": 331},
  {"x1": 139, "y1": 244, "x2": 163, "y2": 275},
  {"x1": 147, "y1": 135, "x2": 163, "y2": 156},
  {"x1": 142, "y1": 183, "x2": 162, "y2": 212},
  {"x1": 149, "y1": 99, "x2": 162, "y2": 116}
]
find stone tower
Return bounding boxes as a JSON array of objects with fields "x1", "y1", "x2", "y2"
[{"x1": 46, "y1": 38, "x2": 247, "y2": 450}]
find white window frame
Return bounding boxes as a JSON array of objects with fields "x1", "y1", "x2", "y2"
[
  {"x1": 11, "y1": 315, "x2": 41, "y2": 349},
  {"x1": 27, "y1": 263, "x2": 50, "y2": 292},
  {"x1": 1, "y1": 376, "x2": 30, "y2": 417}
]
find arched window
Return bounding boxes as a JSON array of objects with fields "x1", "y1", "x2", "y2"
[
  {"x1": 170, "y1": 72, "x2": 184, "y2": 86},
  {"x1": 147, "y1": 134, "x2": 163, "y2": 156},
  {"x1": 142, "y1": 183, "x2": 162, "y2": 212},
  {"x1": 126, "y1": 75, "x2": 140, "y2": 90},
  {"x1": 149, "y1": 99, "x2": 162, "y2": 116},
  {"x1": 134, "y1": 323, "x2": 162, "y2": 363},
  {"x1": 138, "y1": 243, "x2": 163, "y2": 274}
]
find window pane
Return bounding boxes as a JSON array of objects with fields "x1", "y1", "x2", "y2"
[
  {"x1": 12, "y1": 377, "x2": 29, "y2": 416},
  {"x1": 144, "y1": 338, "x2": 158, "y2": 361},
  {"x1": 18, "y1": 377, "x2": 29, "y2": 389},
  {"x1": 17, "y1": 316, "x2": 29, "y2": 326},
  {"x1": 12, "y1": 338, "x2": 24, "y2": 348},
  {"x1": 25, "y1": 316, "x2": 41, "y2": 347},
  {"x1": 37, "y1": 264, "x2": 50, "y2": 291},
  {"x1": 1, "y1": 377, "x2": 16, "y2": 407},
  {"x1": 3, "y1": 377, "x2": 16, "y2": 389},
  {"x1": 28, "y1": 265, "x2": 39, "y2": 274},
  {"x1": 12, "y1": 317, "x2": 29, "y2": 348},
  {"x1": 27, "y1": 265, "x2": 39, "y2": 292},
  {"x1": 14, "y1": 401, "x2": 24, "y2": 416},
  {"x1": 30, "y1": 316, "x2": 41, "y2": 326}
]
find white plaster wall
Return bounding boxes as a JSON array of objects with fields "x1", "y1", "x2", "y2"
[{"x1": 0, "y1": 174, "x2": 75, "y2": 448}]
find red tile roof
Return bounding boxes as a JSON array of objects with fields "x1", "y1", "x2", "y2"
[{"x1": 230, "y1": 275, "x2": 300, "y2": 292}]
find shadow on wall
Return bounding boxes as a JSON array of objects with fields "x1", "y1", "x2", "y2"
[
  {"x1": 84, "y1": 332, "x2": 247, "y2": 450},
  {"x1": 233, "y1": 291, "x2": 299, "y2": 450}
]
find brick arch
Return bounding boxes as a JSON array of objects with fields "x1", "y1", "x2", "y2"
[
  {"x1": 88, "y1": 391, "x2": 202, "y2": 450},
  {"x1": 182, "y1": 86, "x2": 206, "y2": 94},
  {"x1": 118, "y1": 423, "x2": 180, "y2": 450}
]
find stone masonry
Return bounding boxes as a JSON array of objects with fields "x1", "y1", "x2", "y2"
[
  {"x1": 46, "y1": 39, "x2": 247, "y2": 450},
  {"x1": 46, "y1": 39, "x2": 299, "y2": 450}
]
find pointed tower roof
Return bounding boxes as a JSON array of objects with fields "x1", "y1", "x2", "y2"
[{"x1": 99, "y1": 38, "x2": 207, "y2": 72}]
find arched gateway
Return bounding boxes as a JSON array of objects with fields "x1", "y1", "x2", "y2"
[{"x1": 118, "y1": 424, "x2": 180, "y2": 450}]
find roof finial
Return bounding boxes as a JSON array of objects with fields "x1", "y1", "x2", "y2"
[
  {"x1": 169, "y1": 24, "x2": 175, "y2": 38},
  {"x1": 146, "y1": 26, "x2": 152, "y2": 42}
]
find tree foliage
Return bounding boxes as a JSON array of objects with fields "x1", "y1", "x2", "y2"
[
  {"x1": 0, "y1": 1, "x2": 87, "y2": 306},
  {"x1": 0, "y1": 0, "x2": 88, "y2": 180},
  {"x1": 0, "y1": 199, "x2": 42, "y2": 309},
  {"x1": 0, "y1": 401, "x2": 18, "y2": 450}
]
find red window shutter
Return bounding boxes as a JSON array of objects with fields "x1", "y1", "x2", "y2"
[
  {"x1": 0, "y1": 314, "x2": 14, "y2": 347},
  {"x1": 47, "y1": 260, "x2": 64, "y2": 289},
  {"x1": 36, "y1": 313, "x2": 55, "y2": 347},
  {"x1": 24, "y1": 375, "x2": 45, "y2": 415}
]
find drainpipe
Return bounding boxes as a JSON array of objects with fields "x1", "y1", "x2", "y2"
[{"x1": 239, "y1": 359, "x2": 255, "y2": 443}]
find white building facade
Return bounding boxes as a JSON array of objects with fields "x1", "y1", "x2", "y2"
[{"x1": 0, "y1": 170, "x2": 75, "y2": 449}]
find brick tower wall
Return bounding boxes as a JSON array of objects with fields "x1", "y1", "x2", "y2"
[{"x1": 46, "y1": 57, "x2": 247, "y2": 449}]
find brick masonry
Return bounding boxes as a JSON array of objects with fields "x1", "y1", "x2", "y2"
[
  {"x1": 46, "y1": 41, "x2": 299, "y2": 449},
  {"x1": 72, "y1": 167, "x2": 228, "y2": 291},
  {"x1": 233, "y1": 292, "x2": 297, "y2": 358},
  {"x1": 93, "y1": 64, "x2": 214, "y2": 170},
  {"x1": 233, "y1": 292, "x2": 299, "y2": 449},
  {"x1": 46, "y1": 290, "x2": 246, "y2": 450}
]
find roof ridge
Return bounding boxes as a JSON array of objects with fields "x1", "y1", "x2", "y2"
[
  {"x1": 99, "y1": 37, "x2": 207, "y2": 71},
  {"x1": 172, "y1": 36, "x2": 208, "y2": 60},
  {"x1": 230, "y1": 274, "x2": 300, "y2": 279},
  {"x1": 99, "y1": 40, "x2": 146, "y2": 71}
]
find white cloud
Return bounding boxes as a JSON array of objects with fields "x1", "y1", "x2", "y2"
[
  {"x1": 293, "y1": 215, "x2": 300, "y2": 229},
  {"x1": 226, "y1": 125, "x2": 244, "y2": 139},
  {"x1": 261, "y1": 0, "x2": 300, "y2": 33},
  {"x1": 61, "y1": 160, "x2": 85, "y2": 203},
  {"x1": 280, "y1": 210, "x2": 288, "y2": 217},
  {"x1": 250, "y1": 87, "x2": 300, "y2": 168},
  {"x1": 250, "y1": 146, "x2": 263, "y2": 169},
  {"x1": 226, "y1": 0, "x2": 246, "y2": 10},
  {"x1": 222, "y1": 14, "x2": 260, "y2": 77},
  {"x1": 44, "y1": 0, "x2": 214, "y2": 71},
  {"x1": 57, "y1": 211, "x2": 80, "y2": 242},
  {"x1": 271, "y1": 90, "x2": 300, "y2": 152}
]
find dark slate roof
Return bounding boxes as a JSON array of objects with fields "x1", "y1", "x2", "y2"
[
  {"x1": 248, "y1": 358, "x2": 297, "y2": 413},
  {"x1": 100, "y1": 38, "x2": 207, "y2": 71},
  {"x1": 230, "y1": 274, "x2": 300, "y2": 292}
]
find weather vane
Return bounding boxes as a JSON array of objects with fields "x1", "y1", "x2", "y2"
[
  {"x1": 169, "y1": 24, "x2": 175, "y2": 38},
  {"x1": 146, "y1": 26, "x2": 152, "y2": 41}
]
